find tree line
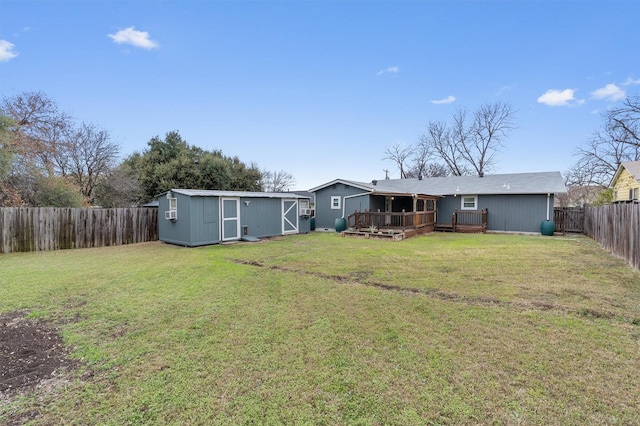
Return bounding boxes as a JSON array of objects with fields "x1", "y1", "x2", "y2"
[
  {"x1": 383, "y1": 101, "x2": 517, "y2": 179},
  {"x1": 0, "y1": 91, "x2": 295, "y2": 208},
  {"x1": 383, "y1": 96, "x2": 640, "y2": 206}
]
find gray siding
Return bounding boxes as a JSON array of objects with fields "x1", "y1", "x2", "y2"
[
  {"x1": 344, "y1": 194, "x2": 371, "y2": 219},
  {"x1": 314, "y1": 184, "x2": 371, "y2": 229},
  {"x1": 436, "y1": 194, "x2": 554, "y2": 233},
  {"x1": 240, "y1": 197, "x2": 283, "y2": 238},
  {"x1": 158, "y1": 193, "x2": 198, "y2": 246},
  {"x1": 189, "y1": 197, "x2": 220, "y2": 246},
  {"x1": 159, "y1": 192, "x2": 311, "y2": 246}
]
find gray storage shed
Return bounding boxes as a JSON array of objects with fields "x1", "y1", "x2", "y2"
[{"x1": 158, "y1": 189, "x2": 312, "y2": 247}]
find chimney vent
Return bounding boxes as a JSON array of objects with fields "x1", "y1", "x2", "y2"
[{"x1": 372, "y1": 180, "x2": 378, "y2": 185}]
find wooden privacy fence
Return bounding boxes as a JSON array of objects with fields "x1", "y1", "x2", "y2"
[
  {"x1": 554, "y1": 207, "x2": 585, "y2": 234},
  {"x1": 0, "y1": 207, "x2": 158, "y2": 253},
  {"x1": 583, "y1": 204, "x2": 640, "y2": 270}
]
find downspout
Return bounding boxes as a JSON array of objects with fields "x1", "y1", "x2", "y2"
[{"x1": 546, "y1": 193, "x2": 551, "y2": 221}]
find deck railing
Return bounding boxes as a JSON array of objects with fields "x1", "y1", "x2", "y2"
[
  {"x1": 452, "y1": 209, "x2": 488, "y2": 233},
  {"x1": 347, "y1": 210, "x2": 435, "y2": 230}
]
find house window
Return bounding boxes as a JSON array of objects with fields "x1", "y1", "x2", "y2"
[
  {"x1": 633, "y1": 188, "x2": 639, "y2": 200},
  {"x1": 461, "y1": 195, "x2": 477, "y2": 210},
  {"x1": 169, "y1": 198, "x2": 177, "y2": 210},
  {"x1": 331, "y1": 196, "x2": 341, "y2": 210}
]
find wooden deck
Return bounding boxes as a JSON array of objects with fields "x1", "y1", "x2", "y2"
[
  {"x1": 345, "y1": 210, "x2": 435, "y2": 240},
  {"x1": 434, "y1": 209, "x2": 488, "y2": 233},
  {"x1": 344, "y1": 209, "x2": 487, "y2": 240}
]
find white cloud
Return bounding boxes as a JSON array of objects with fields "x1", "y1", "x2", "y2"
[
  {"x1": 537, "y1": 89, "x2": 580, "y2": 107},
  {"x1": 377, "y1": 66, "x2": 399, "y2": 76},
  {"x1": 0, "y1": 40, "x2": 18, "y2": 62},
  {"x1": 108, "y1": 27, "x2": 159, "y2": 50},
  {"x1": 591, "y1": 83, "x2": 626, "y2": 101},
  {"x1": 431, "y1": 95, "x2": 456, "y2": 105},
  {"x1": 623, "y1": 76, "x2": 640, "y2": 86}
]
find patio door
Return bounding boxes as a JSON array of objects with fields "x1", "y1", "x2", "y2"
[
  {"x1": 282, "y1": 199, "x2": 298, "y2": 234},
  {"x1": 221, "y1": 198, "x2": 240, "y2": 241}
]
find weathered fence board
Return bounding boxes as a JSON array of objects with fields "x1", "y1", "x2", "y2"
[
  {"x1": 0, "y1": 208, "x2": 158, "y2": 253},
  {"x1": 584, "y1": 204, "x2": 640, "y2": 270},
  {"x1": 554, "y1": 207, "x2": 584, "y2": 234}
]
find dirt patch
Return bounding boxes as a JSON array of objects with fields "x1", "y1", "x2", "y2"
[{"x1": 0, "y1": 311, "x2": 79, "y2": 403}]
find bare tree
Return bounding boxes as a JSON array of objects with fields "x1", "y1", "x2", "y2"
[
  {"x1": 567, "y1": 96, "x2": 640, "y2": 187},
  {"x1": 94, "y1": 163, "x2": 144, "y2": 207},
  {"x1": 465, "y1": 102, "x2": 516, "y2": 176},
  {"x1": 64, "y1": 122, "x2": 120, "y2": 203},
  {"x1": 1, "y1": 91, "x2": 120, "y2": 205},
  {"x1": 261, "y1": 169, "x2": 295, "y2": 192},
  {"x1": 418, "y1": 102, "x2": 516, "y2": 177},
  {"x1": 607, "y1": 95, "x2": 639, "y2": 147},
  {"x1": 383, "y1": 143, "x2": 412, "y2": 178},
  {"x1": 422, "y1": 162, "x2": 450, "y2": 177},
  {"x1": 1, "y1": 91, "x2": 73, "y2": 175},
  {"x1": 419, "y1": 121, "x2": 470, "y2": 176}
]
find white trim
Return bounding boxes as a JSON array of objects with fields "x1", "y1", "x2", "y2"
[
  {"x1": 309, "y1": 179, "x2": 374, "y2": 193},
  {"x1": 221, "y1": 197, "x2": 241, "y2": 241},
  {"x1": 282, "y1": 199, "x2": 299, "y2": 235},
  {"x1": 331, "y1": 196, "x2": 341, "y2": 210},
  {"x1": 168, "y1": 198, "x2": 177, "y2": 210},
  {"x1": 460, "y1": 195, "x2": 478, "y2": 210}
]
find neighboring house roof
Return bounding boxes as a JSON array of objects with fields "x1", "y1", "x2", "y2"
[
  {"x1": 311, "y1": 172, "x2": 567, "y2": 196},
  {"x1": 610, "y1": 161, "x2": 640, "y2": 187},
  {"x1": 165, "y1": 189, "x2": 311, "y2": 199}
]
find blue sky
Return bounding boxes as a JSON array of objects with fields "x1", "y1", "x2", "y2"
[{"x1": 1, "y1": 0, "x2": 639, "y2": 191}]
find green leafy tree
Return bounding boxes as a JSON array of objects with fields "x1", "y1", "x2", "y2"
[
  {"x1": 592, "y1": 188, "x2": 614, "y2": 206},
  {"x1": 125, "y1": 131, "x2": 262, "y2": 202}
]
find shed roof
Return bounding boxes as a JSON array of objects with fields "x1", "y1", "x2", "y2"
[
  {"x1": 311, "y1": 172, "x2": 566, "y2": 196},
  {"x1": 166, "y1": 189, "x2": 311, "y2": 199}
]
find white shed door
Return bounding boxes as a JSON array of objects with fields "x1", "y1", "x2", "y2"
[
  {"x1": 221, "y1": 198, "x2": 240, "y2": 241},
  {"x1": 282, "y1": 199, "x2": 298, "y2": 234}
]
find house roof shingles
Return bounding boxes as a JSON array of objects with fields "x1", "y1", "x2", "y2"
[
  {"x1": 311, "y1": 172, "x2": 567, "y2": 196},
  {"x1": 622, "y1": 161, "x2": 640, "y2": 180}
]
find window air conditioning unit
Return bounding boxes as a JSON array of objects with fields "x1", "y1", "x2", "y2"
[
  {"x1": 300, "y1": 208, "x2": 313, "y2": 216},
  {"x1": 165, "y1": 210, "x2": 177, "y2": 220}
]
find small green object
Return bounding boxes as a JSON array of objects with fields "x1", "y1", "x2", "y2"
[{"x1": 541, "y1": 220, "x2": 555, "y2": 236}]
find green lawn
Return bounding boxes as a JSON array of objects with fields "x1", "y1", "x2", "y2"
[{"x1": 1, "y1": 232, "x2": 639, "y2": 425}]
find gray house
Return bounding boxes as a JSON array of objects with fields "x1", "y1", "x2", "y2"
[
  {"x1": 158, "y1": 189, "x2": 312, "y2": 247},
  {"x1": 310, "y1": 172, "x2": 567, "y2": 234}
]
